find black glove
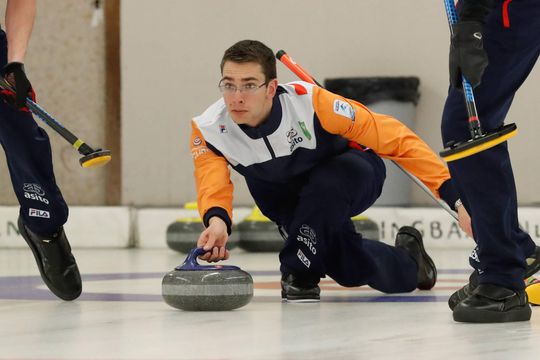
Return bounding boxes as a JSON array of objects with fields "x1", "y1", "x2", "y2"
[
  {"x1": 1, "y1": 62, "x2": 35, "y2": 110},
  {"x1": 449, "y1": 21, "x2": 489, "y2": 89}
]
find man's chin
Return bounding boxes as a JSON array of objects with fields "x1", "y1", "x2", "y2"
[{"x1": 230, "y1": 112, "x2": 248, "y2": 124}]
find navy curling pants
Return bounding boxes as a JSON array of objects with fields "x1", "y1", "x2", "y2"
[
  {"x1": 0, "y1": 30, "x2": 68, "y2": 236},
  {"x1": 247, "y1": 149, "x2": 419, "y2": 293},
  {"x1": 441, "y1": 0, "x2": 540, "y2": 290}
]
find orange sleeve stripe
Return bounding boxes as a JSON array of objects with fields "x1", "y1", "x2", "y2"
[
  {"x1": 191, "y1": 121, "x2": 234, "y2": 222},
  {"x1": 311, "y1": 87, "x2": 450, "y2": 198}
]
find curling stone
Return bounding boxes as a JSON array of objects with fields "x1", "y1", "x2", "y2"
[
  {"x1": 238, "y1": 206, "x2": 284, "y2": 252},
  {"x1": 526, "y1": 277, "x2": 540, "y2": 306},
  {"x1": 162, "y1": 247, "x2": 253, "y2": 311},
  {"x1": 351, "y1": 214, "x2": 379, "y2": 240},
  {"x1": 166, "y1": 202, "x2": 239, "y2": 253}
]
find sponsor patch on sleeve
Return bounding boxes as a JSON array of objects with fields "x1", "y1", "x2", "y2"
[
  {"x1": 191, "y1": 147, "x2": 208, "y2": 160},
  {"x1": 333, "y1": 99, "x2": 355, "y2": 120},
  {"x1": 193, "y1": 136, "x2": 202, "y2": 146}
]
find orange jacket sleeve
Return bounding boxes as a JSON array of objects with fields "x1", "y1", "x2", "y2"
[
  {"x1": 191, "y1": 120, "x2": 234, "y2": 227},
  {"x1": 312, "y1": 86, "x2": 450, "y2": 199}
]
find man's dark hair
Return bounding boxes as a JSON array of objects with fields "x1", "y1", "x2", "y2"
[{"x1": 220, "y1": 40, "x2": 277, "y2": 81}]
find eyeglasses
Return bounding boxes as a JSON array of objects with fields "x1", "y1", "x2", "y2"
[{"x1": 218, "y1": 81, "x2": 267, "y2": 94}]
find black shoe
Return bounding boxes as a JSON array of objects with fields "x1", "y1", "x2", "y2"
[
  {"x1": 453, "y1": 284, "x2": 531, "y2": 323},
  {"x1": 18, "y1": 216, "x2": 82, "y2": 301},
  {"x1": 448, "y1": 270, "x2": 479, "y2": 310},
  {"x1": 449, "y1": 245, "x2": 540, "y2": 310},
  {"x1": 281, "y1": 274, "x2": 320, "y2": 302},
  {"x1": 395, "y1": 226, "x2": 436, "y2": 290}
]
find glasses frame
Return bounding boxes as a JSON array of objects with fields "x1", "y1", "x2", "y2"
[{"x1": 218, "y1": 80, "x2": 268, "y2": 95}]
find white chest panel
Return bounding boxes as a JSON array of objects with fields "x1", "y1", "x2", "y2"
[{"x1": 195, "y1": 84, "x2": 318, "y2": 167}]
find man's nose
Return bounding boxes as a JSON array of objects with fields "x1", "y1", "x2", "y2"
[{"x1": 230, "y1": 90, "x2": 245, "y2": 102}]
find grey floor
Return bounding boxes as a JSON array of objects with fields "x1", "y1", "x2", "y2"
[{"x1": 0, "y1": 248, "x2": 538, "y2": 360}]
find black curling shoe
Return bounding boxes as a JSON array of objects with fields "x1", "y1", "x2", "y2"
[
  {"x1": 448, "y1": 270, "x2": 479, "y2": 311},
  {"x1": 449, "y1": 245, "x2": 540, "y2": 310},
  {"x1": 281, "y1": 274, "x2": 320, "y2": 302},
  {"x1": 453, "y1": 284, "x2": 531, "y2": 323},
  {"x1": 18, "y1": 216, "x2": 82, "y2": 301},
  {"x1": 395, "y1": 226, "x2": 437, "y2": 290}
]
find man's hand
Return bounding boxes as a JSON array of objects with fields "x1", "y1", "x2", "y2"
[
  {"x1": 450, "y1": 21, "x2": 488, "y2": 89},
  {"x1": 1, "y1": 62, "x2": 35, "y2": 110},
  {"x1": 197, "y1": 216, "x2": 230, "y2": 262},
  {"x1": 456, "y1": 201, "x2": 473, "y2": 238}
]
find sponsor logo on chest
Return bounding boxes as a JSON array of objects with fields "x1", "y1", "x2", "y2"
[{"x1": 286, "y1": 128, "x2": 304, "y2": 152}]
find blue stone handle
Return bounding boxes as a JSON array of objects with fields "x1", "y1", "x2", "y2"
[
  {"x1": 175, "y1": 247, "x2": 241, "y2": 271},
  {"x1": 180, "y1": 247, "x2": 207, "y2": 269}
]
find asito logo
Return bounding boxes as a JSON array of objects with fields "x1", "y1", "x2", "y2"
[
  {"x1": 297, "y1": 224, "x2": 317, "y2": 255},
  {"x1": 299, "y1": 224, "x2": 316, "y2": 244},
  {"x1": 286, "y1": 128, "x2": 303, "y2": 152},
  {"x1": 24, "y1": 192, "x2": 49, "y2": 204},
  {"x1": 23, "y1": 183, "x2": 49, "y2": 204},
  {"x1": 23, "y1": 183, "x2": 45, "y2": 196}
]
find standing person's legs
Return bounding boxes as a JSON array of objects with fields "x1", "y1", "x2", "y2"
[
  {"x1": 0, "y1": 102, "x2": 69, "y2": 234},
  {"x1": 0, "y1": 30, "x2": 81, "y2": 301},
  {"x1": 0, "y1": 30, "x2": 68, "y2": 234},
  {"x1": 0, "y1": 103, "x2": 81, "y2": 301},
  {"x1": 441, "y1": 0, "x2": 540, "y2": 321}
]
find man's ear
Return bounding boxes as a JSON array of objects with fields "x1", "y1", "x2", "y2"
[{"x1": 266, "y1": 79, "x2": 278, "y2": 98}]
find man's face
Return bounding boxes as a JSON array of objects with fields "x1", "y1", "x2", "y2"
[{"x1": 220, "y1": 61, "x2": 277, "y2": 126}]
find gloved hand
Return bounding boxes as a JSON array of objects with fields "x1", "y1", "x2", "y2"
[
  {"x1": 449, "y1": 21, "x2": 489, "y2": 89},
  {"x1": 1, "y1": 62, "x2": 36, "y2": 111}
]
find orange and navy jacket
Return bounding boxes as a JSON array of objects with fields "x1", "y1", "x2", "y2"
[{"x1": 191, "y1": 81, "x2": 458, "y2": 232}]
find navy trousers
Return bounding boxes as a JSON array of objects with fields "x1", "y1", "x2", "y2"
[
  {"x1": 0, "y1": 30, "x2": 68, "y2": 236},
  {"x1": 441, "y1": 0, "x2": 540, "y2": 290},
  {"x1": 247, "y1": 149, "x2": 419, "y2": 293}
]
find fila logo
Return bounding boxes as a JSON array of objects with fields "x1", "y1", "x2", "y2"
[
  {"x1": 297, "y1": 249, "x2": 311, "y2": 268},
  {"x1": 29, "y1": 208, "x2": 50, "y2": 219}
]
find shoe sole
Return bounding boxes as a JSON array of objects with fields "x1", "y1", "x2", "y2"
[
  {"x1": 18, "y1": 217, "x2": 81, "y2": 301},
  {"x1": 281, "y1": 291, "x2": 320, "y2": 303},
  {"x1": 281, "y1": 298, "x2": 321, "y2": 303},
  {"x1": 418, "y1": 246, "x2": 437, "y2": 290},
  {"x1": 453, "y1": 304, "x2": 531, "y2": 323}
]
